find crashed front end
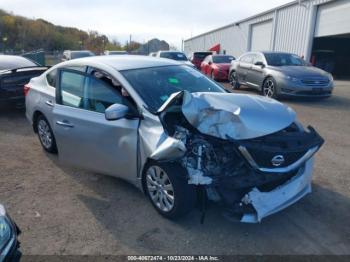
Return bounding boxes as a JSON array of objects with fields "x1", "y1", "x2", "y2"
[{"x1": 151, "y1": 91, "x2": 324, "y2": 223}]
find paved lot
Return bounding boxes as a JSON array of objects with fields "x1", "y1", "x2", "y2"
[{"x1": 0, "y1": 81, "x2": 349, "y2": 255}]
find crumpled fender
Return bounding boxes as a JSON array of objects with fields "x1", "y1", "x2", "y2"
[{"x1": 150, "y1": 137, "x2": 186, "y2": 161}]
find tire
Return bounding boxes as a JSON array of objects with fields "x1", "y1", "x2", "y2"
[
  {"x1": 262, "y1": 77, "x2": 278, "y2": 98},
  {"x1": 36, "y1": 115, "x2": 57, "y2": 153},
  {"x1": 143, "y1": 162, "x2": 196, "y2": 219},
  {"x1": 229, "y1": 71, "x2": 240, "y2": 89}
]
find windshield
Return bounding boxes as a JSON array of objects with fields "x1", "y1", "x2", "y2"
[
  {"x1": 71, "y1": 52, "x2": 94, "y2": 59},
  {"x1": 212, "y1": 55, "x2": 235, "y2": 63},
  {"x1": 264, "y1": 53, "x2": 305, "y2": 66},
  {"x1": 160, "y1": 52, "x2": 188, "y2": 61},
  {"x1": 121, "y1": 65, "x2": 225, "y2": 112}
]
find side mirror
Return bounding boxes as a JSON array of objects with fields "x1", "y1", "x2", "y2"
[
  {"x1": 105, "y1": 103, "x2": 129, "y2": 121},
  {"x1": 255, "y1": 61, "x2": 265, "y2": 67}
]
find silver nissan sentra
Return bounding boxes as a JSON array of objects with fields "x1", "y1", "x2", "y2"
[{"x1": 25, "y1": 55, "x2": 324, "y2": 222}]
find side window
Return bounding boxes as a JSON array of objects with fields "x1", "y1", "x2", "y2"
[
  {"x1": 60, "y1": 71, "x2": 85, "y2": 108},
  {"x1": 59, "y1": 70, "x2": 125, "y2": 113},
  {"x1": 253, "y1": 54, "x2": 264, "y2": 64},
  {"x1": 241, "y1": 54, "x2": 253, "y2": 64},
  {"x1": 84, "y1": 77, "x2": 124, "y2": 113},
  {"x1": 240, "y1": 55, "x2": 247, "y2": 62},
  {"x1": 46, "y1": 69, "x2": 57, "y2": 88}
]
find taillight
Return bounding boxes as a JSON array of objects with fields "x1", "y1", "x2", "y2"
[{"x1": 24, "y1": 84, "x2": 30, "y2": 96}]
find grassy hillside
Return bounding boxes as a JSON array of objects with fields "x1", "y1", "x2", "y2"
[{"x1": 0, "y1": 9, "x2": 122, "y2": 54}]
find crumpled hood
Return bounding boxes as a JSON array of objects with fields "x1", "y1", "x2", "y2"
[{"x1": 180, "y1": 91, "x2": 296, "y2": 140}]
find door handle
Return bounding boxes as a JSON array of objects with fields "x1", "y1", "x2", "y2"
[
  {"x1": 56, "y1": 121, "x2": 74, "y2": 128},
  {"x1": 45, "y1": 100, "x2": 54, "y2": 107}
]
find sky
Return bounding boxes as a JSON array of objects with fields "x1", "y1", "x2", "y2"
[{"x1": 0, "y1": 0, "x2": 292, "y2": 49}]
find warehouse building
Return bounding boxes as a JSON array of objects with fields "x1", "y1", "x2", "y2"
[{"x1": 184, "y1": 0, "x2": 350, "y2": 78}]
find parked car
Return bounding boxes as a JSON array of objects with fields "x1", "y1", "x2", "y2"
[
  {"x1": 149, "y1": 52, "x2": 157, "y2": 57},
  {"x1": 0, "y1": 203, "x2": 21, "y2": 260},
  {"x1": 104, "y1": 50, "x2": 128, "y2": 55},
  {"x1": 155, "y1": 51, "x2": 195, "y2": 68},
  {"x1": 0, "y1": 55, "x2": 48, "y2": 107},
  {"x1": 201, "y1": 54, "x2": 235, "y2": 81},
  {"x1": 229, "y1": 52, "x2": 334, "y2": 98},
  {"x1": 62, "y1": 50, "x2": 95, "y2": 61},
  {"x1": 189, "y1": 51, "x2": 213, "y2": 69},
  {"x1": 25, "y1": 55, "x2": 324, "y2": 222}
]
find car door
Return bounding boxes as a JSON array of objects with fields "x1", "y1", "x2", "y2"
[
  {"x1": 246, "y1": 53, "x2": 265, "y2": 89},
  {"x1": 236, "y1": 54, "x2": 253, "y2": 84},
  {"x1": 52, "y1": 68, "x2": 140, "y2": 182}
]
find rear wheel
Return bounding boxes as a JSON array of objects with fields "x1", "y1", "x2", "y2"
[
  {"x1": 37, "y1": 115, "x2": 57, "y2": 153},
  {"x1": 262, "y1": 77, "x2": 278, "y2": 98},
  {"x1": 229, "y1": 71, "x2": 240, "y2": 89},
  {"x1": 143, "y1": 162, "x2": 196, "y2": 219}
]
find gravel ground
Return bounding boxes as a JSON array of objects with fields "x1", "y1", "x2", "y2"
[{"x1": 0, "y1": 81, "x2": 349, "y2": 255}]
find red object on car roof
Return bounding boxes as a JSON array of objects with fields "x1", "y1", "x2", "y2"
[{"x1": 209, "y1": 44, "x2": 220, "y2": 53}]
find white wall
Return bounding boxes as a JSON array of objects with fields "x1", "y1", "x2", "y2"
[{"x1": 184, "y1": 0, "x2": 335, "y2": 60}]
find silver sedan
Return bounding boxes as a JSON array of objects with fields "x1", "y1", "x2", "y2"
[
  {"x1": 25, "y1": 55, "x2": 324, "y2": 222},
  {"x1": 229, "y1": 52, "x2": 334, "y2": 98}
]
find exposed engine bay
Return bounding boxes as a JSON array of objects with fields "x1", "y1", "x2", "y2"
[{"x1": 152, "y1": 91, "x2": 324, "y2": 222}]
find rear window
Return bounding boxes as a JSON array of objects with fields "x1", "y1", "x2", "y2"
[
  {"x1": 193, "y1": 52, "x2": 212, "y2": 60},
  {"x1": 0, "y1": 56, "x2": 37, "y2": 70}
]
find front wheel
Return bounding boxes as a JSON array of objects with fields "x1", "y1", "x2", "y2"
[
  {"x1": 262, "y1": 77, "x2": 278, "y2": 98},
  {"x1": 143, "y1": 162, "x2": 196, "y2": 219}
]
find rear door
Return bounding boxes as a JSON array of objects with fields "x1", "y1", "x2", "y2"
[
  {"x1": 247, "y1": 53, "x2": 265, "y2": 89},
  {"x1": 236, "y1": 54, "x2": 253, "y2": 84},
  {"x1": 53, "y1": 68, "x2": 139, "y2": 181}
]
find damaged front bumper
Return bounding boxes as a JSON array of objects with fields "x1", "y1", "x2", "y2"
[
  {"x1": 220, "y1": 126, "x2": 323, "y2": 223},
  {"x1": 155, "y1": 91, "x2": 324, "y2": 223},
  {"x1": 240, "y1": 158, "x2": 313, "y2": 223}
]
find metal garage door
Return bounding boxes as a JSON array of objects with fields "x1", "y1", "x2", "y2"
[
  {"x1": 315, "y1": 0, "x2": 350, "y2": 37},
  {"x1": 250, "y1": 20, "x2": 273, "y2": 51}
]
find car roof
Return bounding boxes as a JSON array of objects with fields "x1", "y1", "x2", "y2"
[
  {"x1": 61, "y1": 55, "x2": 181, "y2": 71},
  {"x1": 262, "y1": 51, "x2": 295, "y2": 56},
  {"x1": 0, "y1": 55, "x2": 37, "y2": 70}
]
